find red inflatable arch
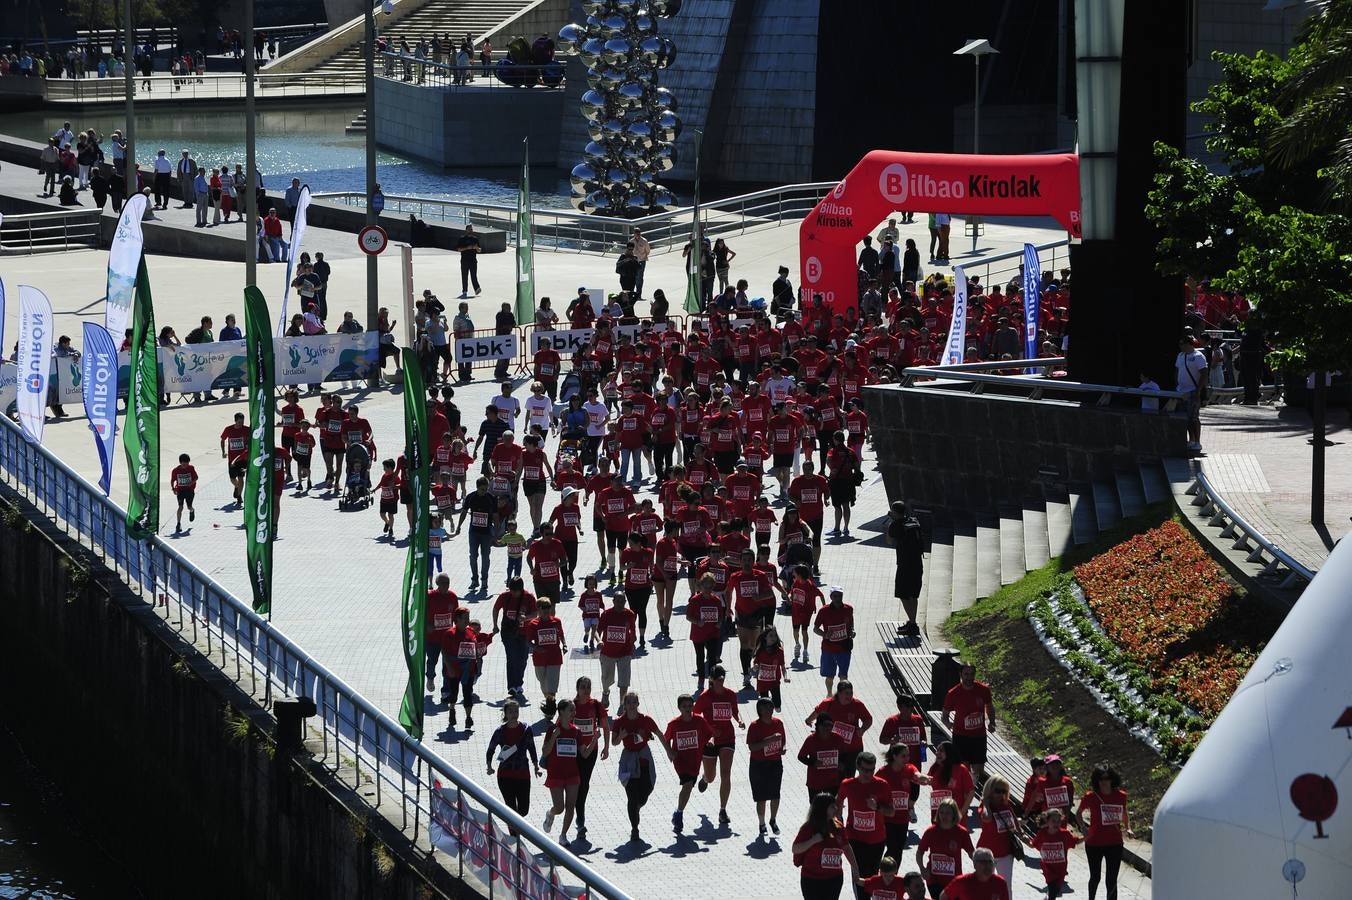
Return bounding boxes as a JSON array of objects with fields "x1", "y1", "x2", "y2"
[{"x1": 799, "y1": 150, "x2": 1081, "y2": 312}]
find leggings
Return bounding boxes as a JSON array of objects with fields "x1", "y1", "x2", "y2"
[
  {"x1": 693, "y1": 636, "x2": 722, "y2": 679},
  {"x1": 498, "y1": 774, "x2": 530, "y2": 818},
  {"x1": 850, "y1": 838, "x2": 885, "y2": 882},
  {"x1": 801, "y1": 874, "x2": 843, "y2": 900},
  {"x1": 884, "y1": 821, "x2": 908, "y2": 862},
  {"x1": 576, "y1": 749, "x2": 598, "y2": 826},
  {"x1": 625, "y1": 774, "x2": 654, "y2": 826},
  {"x1": 1086, "y1": 843, "x2": 1123, "y2": 900},
  {"x1": 563, "y1": 540, "x2": 578, "y2": 581},
  {"x1": 757, "y1": 682, "x2": 782, "y2": 709},
  {"x1": 653, "y1": 441, "x2": 675, "y2": 480},
  {"x1": 626, "y1": 588, "x2": 651, "y2": 634}
]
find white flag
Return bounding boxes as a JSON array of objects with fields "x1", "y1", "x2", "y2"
[
  {"x1": 277, "y1": 185, "x2": 311, "y2": 336},
  {"x1": 105, "y1": 193, "x2": 148, "y2": 341},
  {"x1": 941, "y1": 266, "x2": 968, "y2": 367},
  {"x1": 17, "y1": 285, "x2": 54, "y2": 444}
]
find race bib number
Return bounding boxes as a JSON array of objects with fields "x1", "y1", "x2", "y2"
[
  {"x1": 994, "y1": 809, "x2": 1017, "y2": 832},
  {"x1": 755, "y1": 519, "x2": 771, "y2": 534},
  {"x1": 437, "y1": 494, "x2": 455, "y2": 512},
  {"x1": 819, "y1": 848, "x2": 842, "y2": 871},
  {"x1": 538, "y1": 560, "x2": 559, "y2": 579},
  {"x1": 801, "y1": 489, "x2": 818, "y2": 503},
  {"x1": 831, "y1": 721, "x2": 855, "y2": 743},
  {"x1": 825, "y1": 624, "x2": 848, "y2": 642},
  {"x1": 775, "y1": 429, "x2": 791, "y2": 443},
  {"x1": 229, "y1": 437, "x2": 246, "y2": 451},
  {"x1": 327, "y1": 420, "x2": 342, "y2": 432},
  {"x1": 575, "y1": 717, "x2": 594, "y2": 735},
  {"x1": 175, "y1": 474, "x2": 192, "y2": 486},
  {"x1": 429, "y1": 534, "x2": 442, "y2": 550},
  {"x1": 892, "y1": 790, "x2": 909, "y2": 812},
  {"x1": 536, "y1": 627, "x2": 558, "y2": 646},
  {"x1": 471, "y1": 511, "x2": 489, "y2": 528},
  {"x1": 732, "y1": 486, "x2": 750, "y2": 500},
  {"x1": 629, "y1": 568, "x2": 649, "y2": 585},
  {"x1": 540, "y1": 363, "x2": 555, "y2": 375},
  {"x1": 929, "y1": 789, "x2": 953, "y2": 810},
  {"x1": 607, "y1": 499, "x2": 625, "y2": 514},
  {"x1": 432, "y1": 612, "x2": 454, "y2": 629},
  {"x1": 555, "y1": 738, "x2": 578, "y2": 758},
  {"x1": 739, "y1": 579, "x2": 760, "y2": 597},
  {"x1": 710, "y1": 702, "x2": 732, "y2": 722},
  {"x1": 757, "y1": 664, "x2": 778, "y2": 682},
  {"x1": 896, "y1": 726, "x2": 922, "y2": 745},
  {"x1": 491, "y1": 475, "x2": 511, "y2": 493},
  {"x1": 700, "y1": 605, "x2": 721, "y2": 623},
  {"x1": 717, "y1": 430, "x2": 733, "y2": 443},
  {"x1": 523, "y1": 465, "x2": 541, "y2": 480},
  {"x1": 457, "y1": 642, "x2": 477, "y2": 659},
  {"x1": 1100, "y1": 804, "x2": 1124, "y2": 826},
  {"x1": 762, "y1": 735, "x2": 783, "y2": 756},
  {"x1": 851, "y1": 809, "x2": 877, "y2": 832},
  {"x1": 560, "y1": 510, "x2": 579, "y2": 527},
  {"x1": 929, "y1": 854, "x2": 955, "y2": 877},
  {"x1": 623, "y1": 418, "x2": 637, "y2": 431},
  {"x1": 1044, "y1": 785, "x2": 1070, "y2": 808},
  {"x1": 682, "y1": 521, "x2": 701, "y2": 536},
  {"x1": 281, "y1": 412, "x2": 296, "y2": 426},
  {"x1": 606, "y1": 625, "x2": 628, "y2": 644},
  {"x1": 817, "y1": 750, "x2": 838, "y2": 769},
  {"x1": 962, "y1": 711, "x2": 984, "y2": 731},
  {"x1": 1040, "y1": 842, "x2": 1066, "y2": 863},
  {"x1": 346, "y1": 430, "x2": 363, "y2": 444},
  {"x1": 675, "y1": 730, "x2": 699, "y2": 751}
]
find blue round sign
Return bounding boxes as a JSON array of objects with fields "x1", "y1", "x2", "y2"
[{"x1": 371, "y1": 192, "x2": 385, "y2": 213}]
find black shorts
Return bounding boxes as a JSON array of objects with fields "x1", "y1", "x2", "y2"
[
  {"x1": 228, "y1": 460, "x2": 247, "y2": 480},
  {"x1": 281, "y1": 433, "x2": 296, "y2": 451},
  {"x1": 606, "y1": 529, "x2": 628, "y2": 551},
  {"x1": 951, "y1": 733, "x2": 989, "y2": 767},
  {"x1": 760, "y1": 607, "x2": 776, "y2": 628},
  {"x1": 293, "y1": 452, "x2": 312, "y2": 470},
  {"x1": 735, "y1": 613, "x2": 763, "y2": 630},
  {"x1": 176, "y1": 490, "x2": 194, "y2": 506},
  {"x1": 703, "y1": 740, "x2": 735, "y2": 758},
  {"x1": 772, "y1": 451, "x2": 793, "y2": 470},
  {"x1": 523, "y1": 479, "x2": 546, "y2": 498},
  {"x1": 625, "y1": 586, "x2": 652, "y2": 606},
  {"x1": 714, "y1": 449, "x2": 739, "y2": 474},
  {"x1": 399, "y1": 486, "x2": 413, "y2": 505},
  {"x1": 749, "y1": 759, "x2": 783, "y2": 803},
  {"x1": 830, "y1": 478, "x2": 855, "y2": 507},
  {"x1": 803, "y1": 517, "x2": 824, "y2": 546},
  {"x1": 593, "y1": 516, "x2": 606, "y2": 534},
  {"x1": 380, "y1": 499, "x2": 398, "y2": 515}
]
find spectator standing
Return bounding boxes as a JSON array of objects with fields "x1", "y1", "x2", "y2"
[
  {"x1": 456, "y1": 225, "x2": 482, "y2": 297},
  {"x1": 263, "y1": 207, "x2": 285, "y2": 261},
  {"x1": 39, "y1": 138, "x2": 59, "y2": 196},
  {"x1": 887, "y1": 501, "x2": 923, "y2": 637},
  {"x1": 452, "y1": 302, "x2": 474, "y2": 382},
  {"x1": 935, "y1": 213, "x2": 951, "y2": 262},
  {"x1": 184, "y1": 316, "x2": 217, "y2": 403},
  {"x1": 631, "y1": 227, "x2": 651, "y2": 298},
  {"x1": 176, "y1": 149, "x2": 195, "y2": 208},
  {"x1": 192, "y1": 167, "x2": 209, "y2": 226},
  {"x1": 713, "y1": 238, "x2": 736, "y2": 294},
  {"x1": 313, "y1": 252, "x2": 331, "y2": 319},
  {"x1": 494, "y1": 302, "x2": 516, "y2": 381},
  {"x1": 151, "y1": 148, "x2": 172, "y2": 208},
  {"x1": 1175, "y1": 335, "x2": 1209, "y2": 454},
  {"x1": 927, "y1": 213, "x2": 940, "y2": 262}
]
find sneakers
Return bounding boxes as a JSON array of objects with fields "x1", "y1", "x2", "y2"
[
  {"x1": 425, "y1": 673, "x2": 435, "y2": 692},
  {"x1": 697, "y1": 778, "x2": 708, "y2": 794},
  {"x1": 543, "y1": 811, "x2": 556, "y2": 833},
  {"x1": 188, "y1": 508, "x2": 195, "y2": 522},
  {"x1": 718, "y1": 809, "x2": 729, "y2": 826},
  {"x1": 758, "y1": 822, "x2": 767, "y2": 836},
  {"x1": 672, "y1": 810, "x2": 683, "y2": 834},
  {"x1": 630, "y1": 826, "x2": 640, "y2": 842},
  {"x1": 769, "y1": 818, "x2": 779, "y2": 835}
]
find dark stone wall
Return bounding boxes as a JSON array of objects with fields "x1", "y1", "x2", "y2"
[
  {"x1": 0, "y1": 501, "x2": 462, "y2": 900},
  {"x1": 863, "y1": 382, "x2": 1189, "y2": 518}
]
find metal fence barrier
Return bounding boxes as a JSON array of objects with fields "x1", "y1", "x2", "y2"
[
  {"x1": 900, "y1": 358, "x2": 1191, "y2": 413},
  {"x1": 1186, "y1": 470, "x2": 1316, "y2": 590},
  {"x1": 379, "y1": 52, "x2": 564, "y2": 91},
  {"x1": 0, "y1": 413, "x2": 628, "y2": 900},
  {"x1": 0, "y1": 209, "x2": 102, "y2": 253},
  {"x1": 41, "y1": 71, "x2": 365, "y2": 102}
]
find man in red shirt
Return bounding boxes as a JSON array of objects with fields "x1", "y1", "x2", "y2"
[
  {"x1": 942, "y1": 664, "x2": 997, "y2": 783},
  {"x1": 170, "y1": 452, "x2": 198, "y2": 531},
  {"x1": 425, "y1": 574, "x2": 460, "y2": 700},
  {"x1": 615, "y1": 398, "x2": 649, "y2": 487},
  {"x1": 789, "y1": 460, "x2": 830, "y2": 572},
  {"x1": 533, "y1": 342, "x2": 562, "y2": 400},
  {"x1": 526, "y1": 522, "x2": 566, "y2": 603},
  {"x1": 767, "y1": 402, "x2": 802, "y2": 500},
  {"x1": 837, "y1": 752, "x2": 894, "y2": 886},
  {"x1": 597, "y1": 473, "x2": 635, "y2": 576},
  {"x1": 663, "y1": 693, "x2": 714, "y2": 834},
  {"x1": 797, "y1": 715, "x2": 845, "y2": 802},
  {"x1": 596, "y1": 593, "x2": 636, "y2": 707},
  {"x1": 808, "y1": 678, "x2": 873, "y2": 776},
  {"x1": 522, "y1": 597, "x2": 567, "y2": 716},
  {"x1": 724, "y1": 460, "x2": 762, "y2": 523},
  {"x1": 812, "y1": 587, "x2": 855, "y2": 695},
  {"x1": 219, "y1": 412, "x2": 250, "y2": 506},
  {"x1": 490, "y1": 431, "x2": 523, "y2": 497},
  {"x1": 940, "y1": 849, "x2": 1009, "y2": 900}
]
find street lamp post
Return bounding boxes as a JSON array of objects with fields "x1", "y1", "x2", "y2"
[
  {"x1": 244, "y1": 0, "x2": 257, "y2": 288},
  {"x1": 954, "y1": 38, "x2": 998, "y2": 254},
  {"x1": 365, "y1": 1, "x2": 392, "y2": 385}
]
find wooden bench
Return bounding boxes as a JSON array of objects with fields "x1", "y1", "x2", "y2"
[{"x1": 876, "y1": 621, "x2": 936, "y2": 708}]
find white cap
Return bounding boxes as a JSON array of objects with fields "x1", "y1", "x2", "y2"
[
  {"x1": 561, "y1": 486, "x2": 578, "y2": 499},
  {"x1": 829, "y1": 585, "x2": 844, "y2": 596}
]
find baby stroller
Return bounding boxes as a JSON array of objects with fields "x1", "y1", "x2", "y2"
[{"x1": 340, "y1": 440, "x2": 373, "y2": 509}]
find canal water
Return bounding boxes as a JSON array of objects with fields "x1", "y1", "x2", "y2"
[{"x1": 0, "y1": 103, "x2": 573, "y2": 207}]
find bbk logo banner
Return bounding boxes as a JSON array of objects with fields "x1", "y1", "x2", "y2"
[
  {"x1": 456, "y1": 333, "x2": 519, "y2": 363},
  {"x1": 530, "y1": 323, "x2": 668, "y2": 355}
]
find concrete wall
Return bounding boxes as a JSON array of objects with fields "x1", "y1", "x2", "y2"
[
  {"x1": 374, "y1": 75, "x2": 563, "y2": 169},
  {"x1": 0, "y1": 500, "x2": 462, "y2": 900},
  {"x1": 862, "y1": 382, "x2": 1189, "y2": 517},
  {"x1": 479, "y1": 0, "x2": 569, "y2": 47}
]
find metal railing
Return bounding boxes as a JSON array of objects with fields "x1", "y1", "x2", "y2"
[
  {"x1": 313, "y1": 181, "x2": 836, "y2": 256},
  {"x1": 0, "y1": 209, "x2": 102, "y2": 253},
  {"x1": 379, "y1": 51, "x2": 563, "y2": 90},
  {"x1": 0, "y1": 414, "x2": 628, "y2": 900},
  {"x1": 41, "y1": 71, "x2": 365, "y2": 102},
  {"x1": 952, "y1": 238, "x2": 1072, "y2": 288},
  {"x1": 900, "y1": 358, "x2": 1190, "y2": 412},
  {"x1": 1187, "y1": 470, "x2": 1316, "y2": 589}
]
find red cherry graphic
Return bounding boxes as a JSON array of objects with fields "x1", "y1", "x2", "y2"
[{"x1": 1290, "y1": 773, "x2": 1337, "y2": 839}]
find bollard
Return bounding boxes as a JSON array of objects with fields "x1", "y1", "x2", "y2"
[
  {"x1": 930, "y1": 648, "x2": 964, "y2": 715},
  {"x1": 274, "y1": 696, "x2": 317, "y2": 753}
]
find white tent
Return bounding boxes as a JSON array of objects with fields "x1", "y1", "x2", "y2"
[{"x1": 1153, "y1": 536, "x2": 1352, "y2": 898}]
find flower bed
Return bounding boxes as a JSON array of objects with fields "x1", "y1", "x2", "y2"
[{"x1": 1028, "y1": 521, "x2": 1283, "y2": 762}]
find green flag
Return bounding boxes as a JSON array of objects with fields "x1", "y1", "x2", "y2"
[
  {"x1": 243, "y1": 286, "x2": 276, "y2": 616},
  {"x1": 515, "y1": 138, "x2": 535, "y2": 327},
  {"x1": 684, "y1": 129, "x2": 704, "y2": 315},
  {"x1": 397, "y1": 347, "x2": 430, "y2": 740},
  {"x1": 123, "y1": 255, "x2": 159, "y2": 539}
]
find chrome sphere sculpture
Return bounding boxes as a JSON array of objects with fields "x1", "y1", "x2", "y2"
[{"x1": 560, "y1": 1, "x2": 682, "y2": 215}]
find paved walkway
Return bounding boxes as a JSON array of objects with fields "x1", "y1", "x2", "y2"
[{"x1": 1199, "y1": 403, "x2": 1350, "y2": 570}]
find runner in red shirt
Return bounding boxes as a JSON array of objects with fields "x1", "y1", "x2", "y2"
[
  {"x1": 729, "y1": 549, "x2": 776, "y2": 685},
  {"x1": 740, "y1": 380, "x2": 773, "y2": 438},
  {"x1": 859, "y1": 857, "x2": 913, "y2": 900},
  {"x1": 219, "y1": 412, "x2": 250, "y2": 505},
  {"x1": 788, "y1": 461, "x2": 830, "y2": 569},
  {"x1": 941, "y1": 664, "x2": 997, "y2": 783},
  {"x1": 526, "y1": 523, "x2": 566, "y2": 604},
  {"x1": 939, "y1": 852, "x2": 1010, "y2": 900},
  {"x1": 767, "y1": 403, "x2": 802, "y2": 499},
  {"x1": 879, "y1": 743, "x2": 930, "y2": 863},
  {"x1": 596, "y1": 593, "x2": 636, "y2": 707},
  {"x1": 425, "y1": 574, "x2": 459, "y2": 700},
  {"x1": 705, "y1": 400, "x2": 742, "y2": 474},
  {"x1": 1030, "y1": 810, "x2": 1079, "y2": 898},
  {"x1": 1076, "y1": 765, "x2": 1132, "y2": 900},
  {"x1": 917, "y1": 798, "x2": 975, "y2": 896},
  {"x1": 619, "y1": 532, "x2": 655, "y2": 648},
  {"x1": 928, "y1": 742, "x2": 977, "y2": 823},
  {"x1": 291, "y1": 420, "x2": 316, "y2": 491},
  {"x1": 663, "y1": 693, "x2": 715, "y2": 834},
  {"x1": 313, "y1": 394, "x2": 346, "y2": 488},
  {"x1": 533, "y1": 344, "x2": 562, "y2": 398},
  {"x1": 167, "y1": 452, "x2": 199, "y2": 532},
  {"x1": 519, "y1": 433, "x2": 553, "y2": 532},
  {"x1": 807, "y1": 680, "x2": 872, "y2": 777},
  {"x1": 652, "y1": 520, "x2": 683, "y2": 640},
  {"x1": 540, "y1": 700, "x2": 583, "y2": 841},
  {"x1": 786, "y1": 565, "x2": 823, "y2": 662},
  {"x1": 879, "y1": 695, "x2": 928, "y2": 769},
  {"x1": 548, "y1": 486, "x2": 583, "y2": 588},
  {"x1": 271, "y1": 444, "x2": 290, "y2": 528},
  {"x1": 812, "y1": 589, "x2": 856, "y2": 695},
  {"x1": 793, "y1": 792, "x2": 860, "y2": 897},
  {"x1": 692, "y1": 666, "x2": 743, "y2": 825},
  {"x1": 685, "y1": 573, "x2": 726, "y2": 688},
  {"x1": 724, "y1": 460, "x2": 761, "y2": 522},
  {"x1": 844, "y1": 400, "x2": 870, "y2": 455},
  {"x1": 629, "y1": 498, "x2": 663, "y2": 547},
  {"x1": 975, "y1": 775, "x2": 1021, "y2": 886},
  {"x1": 376, "y1": 459, "x2": 400, "y2": 538},
  {"x1": 278, "y1": 389, "x2": 304, "y2": 479},
  {"x1": 745, "y1": 697, "x2": 786, "y2": 835},
  {"x1": 597, "y1": 474, "x2": 635, "y2": 576},
  {"x1": 522, "y1": 598, "x2": 567, "y2": 714},
  {"x1": 797, "y1": 716, "x2": 846, "y2": 802},
  {"x1": 837, "y1": 752, "x2": 895, "y2": 885},
  {"x1": 751, "y1": 627, "x2": 790, "y2": 710},
  {"x1": 430, "y1": 471, "x2": 457, "y2": 522}
]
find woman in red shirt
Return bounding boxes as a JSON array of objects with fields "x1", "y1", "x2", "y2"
[
  {"x1": 685, "y1": 573, "x2": 726, "y2": 689},
  {"x1": 485, "y1": 698, "x2": 540, "y2": 828},
  {"x1": 786, "y1": 564, "x2": 823, "y2": 663},
  {"x1": 927, "y1": 741, "x2": 976, "y2": 823},
  {"x1": 611, "y1": 691, "x2": 670, "y2": 842},
  {"x1": 569, "y1": 676, "x2": 610, "y2": 843},
  {"x1": 652, "y1": 520, "x2": 683, "y2": 641},
  {"x1": 541, "y1": 699, "x2": 582, "y2": 842},
  {"x1": 746, "y1": 697, "x2": 786, "y2": 836},
  {"x1": 836, "y1": 751, "x2": 894, "y2": 886},
  {"x1": 693, "y1": 666, "x2": 744, "y2": 826},
  {"x1": 792, "y1": 793, "x2": 859, "y2": 900},
  {"x1": 976, "y1": 775, "x2": 1021, "y2": 887},
  {"x1": 619, "y1": 531, "x2": 655, "y2": 649},
  {"x1": 879, "y1": 742, "x2": 929, "y2": 864},
  {"x1": 751, "y1": 626, "x2": 790, "y2": 711},
  {"x1": 1075, "y1": 765, "x2": 1131, "y2": 900},
  {"x1": 916, "y1": 797, "x2": 974, "y2": 896}
]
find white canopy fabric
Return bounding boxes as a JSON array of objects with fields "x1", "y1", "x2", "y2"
[{"x1": 1153, "y1": 537, "x2": 1352, "y2": 898}]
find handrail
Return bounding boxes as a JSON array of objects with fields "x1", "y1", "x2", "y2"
[
  {"x1": 951, "y1": 237, "x2": 1072, "y2": 286},
  {"x1": 899, "y1": 362, "x2": 1189, "y2": 411},
  {"x1": 378, "y1": 51, "x2": 563, "y2": 90},
  {"x1": 1188, "y1": 470, "x2": 1316, "y2": 589},
  {"x1": 0, "y1": 413, "x2": 628, "y2": 900},
  {"x1": 0, "y1": 208, "x2": 102, "y2": 254}
]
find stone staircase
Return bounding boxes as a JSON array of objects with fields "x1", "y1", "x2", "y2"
[
  {"x1": 306, "y1": 0, "x2": 535, "y2": 78},
  {"x1": 345, "y1": 110, "x2": 368, "y2": 134},
  {"x1": 918, "y1": 457, "x2": 1197, "y2": 637}
]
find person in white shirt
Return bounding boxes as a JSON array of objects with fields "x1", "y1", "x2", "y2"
[
  {"x1": 492, "y1": 382, "x2": 522, "y2": 430},
  {"x1": 582, "y1": 390, "x2": 610, "y2": 468},
  {"x1": 631, "y1": 228, "x2": 651, "y2": 298},
  {"x1": 53, "y1": 123, "x2": 75, "y2": 150},
  {"x1": 525, "y1": 382, "x2": 554, "y2": 435},
  {"x1": 935, "y1": 212, "x2": 952, "y2": 261},
  {"x1": 1138, "y1": 371, "x2": 1161, "y2": 412},
  {"x1": 1175, "y1": 337, "x2": 1209, "y2": 452},
  {"x1": 765, "y1": 367, "x2": 796, "y2": 404},
  {"x1": 152, "y1": 149, "x2": 173, "y2": 210}
]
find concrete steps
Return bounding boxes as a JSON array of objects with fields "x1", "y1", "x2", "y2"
[{"x1": 921, "y1": 458, "x2": 1197, "y2": 641}]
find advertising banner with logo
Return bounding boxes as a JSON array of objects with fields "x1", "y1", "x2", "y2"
[
  {"x1": 276, "y1": 332, "x2": 378, "y2": 385},
  {"x1": 0, "y1": 362, "x2": 15, "y2": 415},
  {"x1": 243, "y1": 287, "x2": 276, "y2": 616},
  {"x1": 16, "y1": 285, "x2": 54, "y2": 444},
  {"x1": 798, "y1": 150, "x2": 1080, "y2": 313},
  {"x1": 161, "y1": 340, "x2": 248, "y2": 395},
  {"x1": 1023, "y1": 243, "x2": 1042, "y2": 371},
  {"x1": 80, "y1": 323, "x2": 119, "y2": 495},
  {"x1": 123, "y1": 256, "x2": 160, "y2": 539},
  {"x1": 529, "y1": 322, "x2": 668, "y2": 355},
  {"x1": 397, "y1": 347, "x2": 428, "y2": 741},
  {"x1": 276, "y1": 185, "x2": 311, "y2": 336},
  {"x1": 455, "y1": 333, "x2": 518, "y2": 363},
  {"x1": 105, "y1": 193, "x2": 148, "y2": 340},
  {"x1": 942, "y1": 266, "x2": 969, "y2": 367}
]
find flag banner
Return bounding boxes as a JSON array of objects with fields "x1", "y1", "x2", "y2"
[
  {"x1": 16, "y1": 285, "x2": 54, "y2": 444},
  {"x1": 0, "y1": 276, "x2": 7, "y2": 364},
  {"x1": 398, "y1": 347, "x2": 429, "y2": 740},
  {"x1": 243, "y1": 286, "x2": 276, "y2": 616},
  {"x1": 454, "y1": 333, "x2": 518, "y2": 363},
  {"x1": 684, "y1": 131, "x2": 703, "y2": 315},
  {"x1": 515, "y1": 140, "x2": 536, "y2": 327},
  {"x1": 0, "y1": 362, "x2": 15, "y2": 416},
  {"x1": 276, "y1": 332, "x2": 378, "y2": 385},
  {"x1": 529, "y1": 323, "x2": 668, "y2": 355},
  {"x1": 1022, "y1": 243, "x2": 1042, "y2": 370},
  {"x1": 105, "y1": 193, "x2": 148, "y2": 340},
  {"x1": 123, "y1": 256, "x2": 160, "y2": 539},
  {"x1": 80, "y1": 322, "x2": 118, "y2": 495},
  {"x1": 941, "y1": 265, "x2": 969, "y2": 367},
  {"x1": 276, "y1": 185, "x2": 311, "y2": 336}
]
